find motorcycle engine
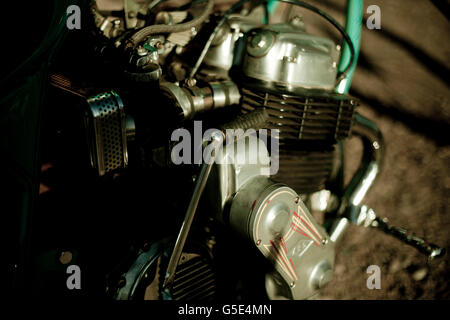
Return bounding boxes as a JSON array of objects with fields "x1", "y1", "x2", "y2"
[{"x1": 38, "y1": 0, "x2": 359, "y2": 300}]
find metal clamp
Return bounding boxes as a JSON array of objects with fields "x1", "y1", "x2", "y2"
[{"x1": 160, "y1": 81, "x2": 241, "y2": 120}]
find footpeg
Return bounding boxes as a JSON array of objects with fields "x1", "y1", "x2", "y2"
[{"x1": 353, "y1": 205, "x2": 445, "y2": 260}]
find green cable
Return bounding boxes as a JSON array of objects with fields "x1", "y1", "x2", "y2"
[
  {"x1": 265, "y1": 0, "x2": 363, "y2": 94},
  {"x1": 336, "y1": 0, "x2": 363, "y2": 94},
  {"x1": 267, "y1": 0, "x2": 279, "y2": 15}
]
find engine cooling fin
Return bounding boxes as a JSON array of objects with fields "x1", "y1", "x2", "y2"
[
  {"x1": 274, "y1": 148, "x2": 336, "y2": 195},
  {"x1": 169, "y1": 253, "x2": 216, "y2": 301},
  {"x1": 241, "y1": 88, "x2": 358, "y2": 143},
  {"x1": 240, "y1": 87, "x2": 355, "y2": 195},
  {"x1": 113, "y1": 240, "x2": 216, "y2": 301}
]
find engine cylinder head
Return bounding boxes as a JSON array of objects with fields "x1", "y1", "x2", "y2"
[{"x1": 242, "y1": 24, "x2": 340, "y2": 91}]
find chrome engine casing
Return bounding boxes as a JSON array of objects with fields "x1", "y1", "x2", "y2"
[
  {"x1": 242, "y1": 23, "x2": 340, "y2": 91},
  {"x1": 206, "y1": 134, "x2": 335, "y2": 300}
]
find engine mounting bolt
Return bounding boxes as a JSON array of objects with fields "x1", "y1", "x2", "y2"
[
  {"x1": 250, "y1": 34, "x2": 265, "y2": 48},
  {"x1": 256, "y1": 239, "x2": 261, "y2": 246},
  {"x1": 295, "y1": 197, "x2": 299, "y2": 204},
  {"x1": 290, "y1": 281, "x2": 295, "y2": 288}
]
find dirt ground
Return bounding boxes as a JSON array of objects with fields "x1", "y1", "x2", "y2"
[
  {"x1": 273, "y1": 0, "x2": 450, "y2": 299},
  {"x1": 319, "y1": 105, "x2": 450, "y2": 300}
]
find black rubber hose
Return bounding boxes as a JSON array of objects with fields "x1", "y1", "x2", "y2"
[
  {"x1": 129, "y1": 0, "x2": 214, "y2": 47},
  {"x1": 221, "y1": 108, "x2": 269, "y2": 131}
]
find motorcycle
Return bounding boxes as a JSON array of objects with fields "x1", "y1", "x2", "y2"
[{"x1": 3, "y1": 0, "x2": 444, "y2": 300}]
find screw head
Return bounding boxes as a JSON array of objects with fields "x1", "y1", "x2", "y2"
[
  {"x1": 251, "y1": 34, "x2": 265, "y2": 48},
  {"x1": 247, "y1": 31, "x2": 275, "y2": 57}
]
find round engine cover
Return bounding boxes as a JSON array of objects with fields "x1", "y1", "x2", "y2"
[{"x1": 229, "y1": 176, "x2": 335, "y2": 299}]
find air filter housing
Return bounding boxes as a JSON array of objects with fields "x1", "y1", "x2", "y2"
[{"x1": 84, "y1": 91, "x2": 128, "y2": 176}]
